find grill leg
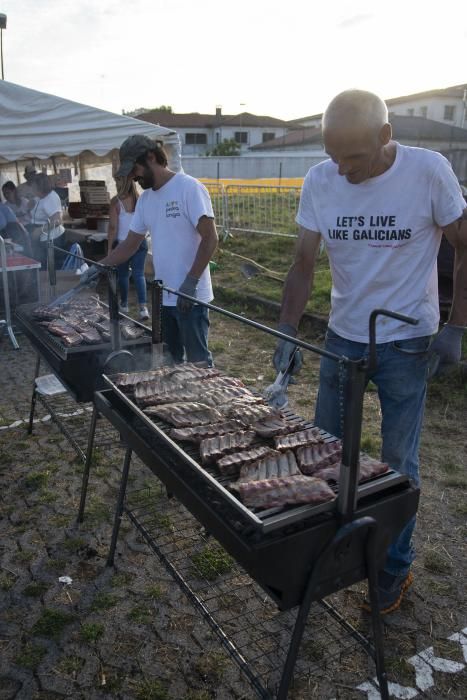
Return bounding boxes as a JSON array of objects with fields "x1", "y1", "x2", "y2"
[
  {"x1": 77, "y1": 405, "x2": 99, "y2": 523},
  {"x1": 107, "y1": 446, "x2": 133, "y2": 567},
  {"x1": 27, "y1": 354, "x2": 41, "y2": 435},
  {"x1": 277, "y1": 516, "x2": 388, "y2": 700},
  {"x1": 365, "y1": 525, "x2": 389, "y2": 700}
]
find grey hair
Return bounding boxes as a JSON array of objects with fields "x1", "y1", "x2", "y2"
[{"x1": 323, "y1": 90, "x2": 388, "y2": 133}]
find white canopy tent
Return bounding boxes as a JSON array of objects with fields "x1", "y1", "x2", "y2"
[{"x1": 0, "y1": 80, "x2": 181, "y2": 190}]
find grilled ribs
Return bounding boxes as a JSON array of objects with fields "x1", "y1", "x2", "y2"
[
  {"x1": 170, "y1": 420, "x2": 245, "y2": 443},
  {"x1": 274, "y1": 427, "x2": 324, "y2": 451},
  {"x1": 296, "y1": 441, "x2": 342, "y2": 475},
  {"x1": 199, "y1": 430, "x2": 256, "y2": 465},
  {"x1": 217, "y1": 446, "x2": 278, "y2": 476},
  {"x1": 237, "y1": 450, "x2": 299, "y2": 483},
  {"x1": 145, "y1": 401, "x2": 224, "y2": 427},
  {"x1": 237, "y1": 475, "x2": 335, "y2": 510}
]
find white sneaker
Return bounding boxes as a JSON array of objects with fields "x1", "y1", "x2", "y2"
[
  {"x1": 139, "y1": 305, "x2": 149, "y2": 321},
  {"x1": 120, "y1": 304, "x2": 129, "y2": 313}
]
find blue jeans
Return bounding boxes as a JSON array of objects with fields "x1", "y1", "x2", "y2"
[
  {"x1": 315, "y1": 328, "x2": 432, "y2": 577},
  {"x1": 116, "y1": 238, "x2": 147, "y2": 306},
  {"x1": 161, "y1": 305, "x2": 213, "y2": 366}
]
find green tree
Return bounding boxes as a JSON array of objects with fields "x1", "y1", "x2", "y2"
[{"x1": 206, "y1": 139, "x2": 240, "y2": 156}]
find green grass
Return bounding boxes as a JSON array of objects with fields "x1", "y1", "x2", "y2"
[
  {"x1": 90, "y1": 592, "x2": 119, "y2": 611},
  {"x1": 57, "y1": 655, "x2": 85, "y2": 675},
  {"x1": 111, "y1": 571, "x2": 134, "y2": 587},
  {"x1": 190, "y1": 544, "x2": 234, "y2": 582},
  {"x1": 0, "y1": 573, "x2": 15, "y2": 591},
  {"x1": 63, "y1": 537, "x2": 87, "y2": 552},
  {"x1": 24, "y1": 470, "x2": 50, "y2": 489},
  {"x1": 423, "y1": 548, "x2": 453, "y2": 574},
  {"x1": 32, "y1": 608, "x2": 76, "y2": 640},
  {"x1": 128, "y1": 604, "x2": 152, "y2": 624},
  {"x1": 15, "y1": 643, "x2": 47, "y2": 670},
  {"x1": 23, "y1": 582, "x2": 48, "y2": 597},
  {"x1": 80, "y1": 622, "x2": 104, "y2": 643},
  {"x1": 194, "y1": 651, "x2": 227, "y2": 683},
  {"x1": 134, "y1": 679, "x2": 168, "y2": 700},
  {"x1": 146, "y1": 584, "x2": 164, "y2": 600},
  {"x1": 213, "y1": 233, "x2": 332, "y2": 317}
]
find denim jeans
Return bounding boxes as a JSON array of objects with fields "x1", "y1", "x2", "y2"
[
  {"x1": 315, "y1": 328, "x2": 432, "y2": 578},
  {"x1": 161, "y1": 305, "x2": 213, "y2": 366},
  {"x1": 116, "y1": 238, "x2": 147, "y2": 306}
]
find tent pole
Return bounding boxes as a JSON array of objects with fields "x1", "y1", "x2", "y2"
[{"x1": 15, "y1": 161, "x2": 20, "y2": 185}]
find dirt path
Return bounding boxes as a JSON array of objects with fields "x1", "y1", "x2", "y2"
[{"x1": 0, "y1": 306, "x2": 465, "y2": 699}]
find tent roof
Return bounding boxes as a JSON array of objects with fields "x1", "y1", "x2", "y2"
[{"x1": 0, "y1": 80, "x2": 177, "y2": 163}]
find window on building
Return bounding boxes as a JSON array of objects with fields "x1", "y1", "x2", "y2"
[
  {"x1": 444, "y1": 105, "x2": 455, "y2": 121},
  {"x1": 234, "y1": 131, "x2": 248, "y2": 144},
  {"x1": 419, "y1": 106, "x2": 428, "y2": 118},
  {"x1": 407, "y1": 108, "x2": 414, "y2": 117},
  {"x1": 185, "y1": 133, "x2": 207, "y2": 145},
  {"x1": 262, "y1": 132, "x2": 276, "y2": 143}
]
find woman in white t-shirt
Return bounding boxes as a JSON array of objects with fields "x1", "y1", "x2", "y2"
[
  {"x1": 28, "y1": 173, "x2": 64, "y2": 264},
  {"x1": 108, "y1": 176, "x2": 148, "y2": 320}
]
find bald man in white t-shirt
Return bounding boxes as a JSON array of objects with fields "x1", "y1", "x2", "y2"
[{"x1": 274, "y1": 90, "x2": 467, "y2": 615}]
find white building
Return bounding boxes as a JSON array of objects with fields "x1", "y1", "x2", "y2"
[
  {"x1": 288, "y1": 83, "x2": 467, "y2": 130},
  {"x1": 137, "y1": 107, "x2": 288, "y2": 155}
]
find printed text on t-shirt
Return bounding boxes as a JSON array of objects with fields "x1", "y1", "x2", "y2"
[
  {"x1": 166, "y1": 200, "x2": 180, "y2": 218},
  {"x1": 328, "y1": 215, "x2": 411, "y2": 244}
]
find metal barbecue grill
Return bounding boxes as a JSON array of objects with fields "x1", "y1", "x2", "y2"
[{"x1": 77, "y1": 282, "x2": 421, "y2": 699}]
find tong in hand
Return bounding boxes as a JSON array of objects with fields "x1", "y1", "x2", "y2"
[{"x1": 264, "y1": 347, "x2": 299, "y2": 410}]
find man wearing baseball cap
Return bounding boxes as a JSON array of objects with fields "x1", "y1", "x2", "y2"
[
  {"x1": 88, "y1": 135, "x2": 218, "y2": 365},
  {"x1": 17, "y1": 164, "x2": 38, "y2": 203}
]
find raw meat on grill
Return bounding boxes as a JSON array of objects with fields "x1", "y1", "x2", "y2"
[
  {"x1": 114, "y1": 366, "x2": 178, "y2": 388},
  {"x1": 94, "y1": 319, "x2": 111, "y2": 334},
  {"x1": 121, "y1": 324, "x2": 145, "y2": 340},
  {"x1": 47, "y1": 320, "x2": 80, "y2": 338},
  {"x1": 170, "y1": 420, "x2": 245, "y2": 443},
  {"x1": 312, "y1": 455, "x2": 389, "y2": 484},
  {"x1": 237, "y1": 450, "x2": 299, "y2": 483},
  {"x1": 221, "y1": 401, "x2": 275, "y2": 423},
  {"x1": 200, "y1": 431, "x2": 257, "y2": 465},
  {"x1": 145, "y1": 402, "x2": 224, "y2": 427},
  {"x1": 296, "y1": 441, "x2": 342, "y2": 475},
  {"x1": 217, "y1": 446, "x2": 279, "y2": 477},
  {"x1": 274, "y1": 427, "x2": 324, "y2": 451},
  {"x1": 61, "y1": 332, "x2": 84, "y2": 347},
  {"x1": 80, "y1": 327, "x2": 102, "y2": 344},
  {"x1": 237, "y1": 475, "x2": 336, "y2": 510},
  {"x1": 32, "y1": 305, "x2": 61, "y2": 320},
  {"x1": 250, "y1": 413, "x2": 293, "y2": 438}
]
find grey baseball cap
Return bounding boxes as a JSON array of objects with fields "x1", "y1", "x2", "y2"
[{"x1": 116, "y1": 134, "x2": 155, "y2": 177}]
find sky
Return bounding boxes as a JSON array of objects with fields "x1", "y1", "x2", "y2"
[{"x1": 1, "y1": 0, "x2": 467, "y2": 121}]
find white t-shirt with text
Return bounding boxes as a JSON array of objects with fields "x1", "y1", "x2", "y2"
[
  {"x1": 296, "y1": 144, "x2": 465, "y2": 342},
  {"x1": 130, "y1": 173, "x2": 214, "y2": 306}
]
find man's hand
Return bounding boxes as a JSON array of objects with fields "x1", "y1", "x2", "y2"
[
  {"x1": 430, "y1": 324, "x2": 465, "y2": 374},
  {"x1": 177, "y1": 275, "x2": 199, "y2": 313},
  {"x1": 79, "y1": 264, "x2": 101, "y2": 287},
  {"x1": 273, "y1": 323, "x2": 303, "y2": 376}
]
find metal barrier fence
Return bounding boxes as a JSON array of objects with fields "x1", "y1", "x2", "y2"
[{"x1": 204, "y1": 183, "x2": 301, "y2": 239}]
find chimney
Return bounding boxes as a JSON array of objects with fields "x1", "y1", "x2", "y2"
[{"x1": 215, "y1": 105, "x2": 222, "y2": 119}]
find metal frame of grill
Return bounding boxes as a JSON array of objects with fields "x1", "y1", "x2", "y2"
[{"x1": 76, "y1": 281, "x2": 420, "y2": 700}]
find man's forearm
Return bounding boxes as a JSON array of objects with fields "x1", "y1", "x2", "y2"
[
  {"x1": 188, "y1": 234, "x2": 217, "y2": 279},
  {"x1": 279, "y1": 262, "x2": 315, "y2": 330}
]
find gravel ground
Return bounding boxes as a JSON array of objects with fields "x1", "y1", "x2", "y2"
[{"x1": 0, "y1": 297, "x2": 466, "y2": 700}]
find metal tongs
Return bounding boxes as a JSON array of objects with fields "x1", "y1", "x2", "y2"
[{"x1": 264, "y1": 347, "x2": 299, "y2": 410}]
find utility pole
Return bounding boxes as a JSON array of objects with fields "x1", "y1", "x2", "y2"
[{"x1": 0, "y1": 13, "x2": 6, "y2": 80}]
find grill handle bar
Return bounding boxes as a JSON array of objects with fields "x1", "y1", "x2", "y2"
[
  {"x1": 50, "y1": 244, "x2": 112, "y2": 270},
  {"x1": 151, "y1": 279, "x2": 163, "y2": 344},
  {"x1": 368, "y1": 309, "x2": 418, "y2": 372},
  {"x1": 162, "y1": 285, "x2": 345, "y2": 363}
]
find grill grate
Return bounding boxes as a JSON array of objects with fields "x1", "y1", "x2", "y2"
[{"x1": 124, "y1": 484, "x2": 375, "y2": 698}]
